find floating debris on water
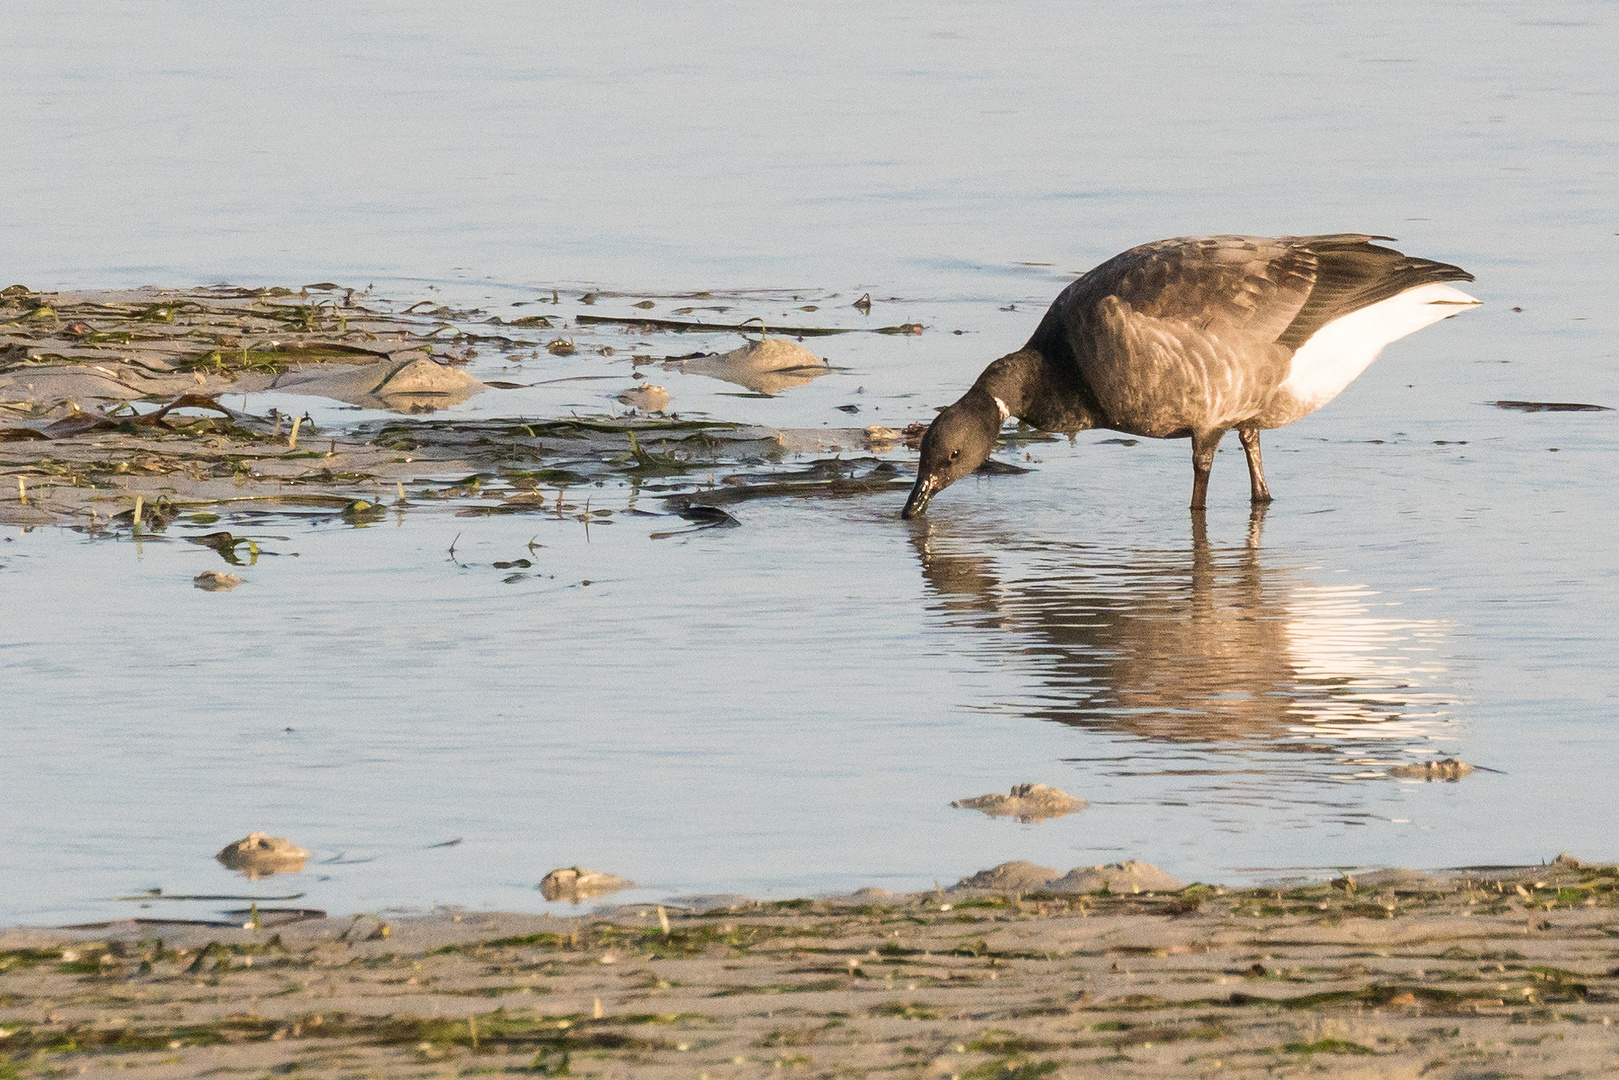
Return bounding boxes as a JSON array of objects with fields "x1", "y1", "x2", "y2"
[
  {"x1": 1492, "y1": 400, "x2": 1611, "y2": 412},
  {"x1": 1389, "y1": 757, "x2": 1476, "y2": 781},
  {"x1": 650, "y1": 504, "x2": 740, "y2": 540},
  {"x1": 187, "y1": 531, "x2": 261, "y2": 565}
]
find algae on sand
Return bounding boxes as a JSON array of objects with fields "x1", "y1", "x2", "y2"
[{"x1": 6, "y1": 861, "x2": 1619, "y2": 1078}]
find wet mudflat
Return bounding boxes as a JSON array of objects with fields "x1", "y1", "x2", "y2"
[
  {"x1": 3, "y1": 274, "x2": 1617, "y2": 935},
  {"x1": 4, "y1": 861, "x2": 1619, "y2": 1080}
]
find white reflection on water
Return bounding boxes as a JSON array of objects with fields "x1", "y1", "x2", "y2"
[
  {"x1": 913, "y1": 514, "x2": 1460, "y2": 755},
  {"x1": 1282, "y1": 582, "x2": 1450, "y2": 738}
]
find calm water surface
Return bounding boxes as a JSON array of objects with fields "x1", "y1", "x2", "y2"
[{"x1": 2, "y1": 0, "x2": 1616, "y2": 925}]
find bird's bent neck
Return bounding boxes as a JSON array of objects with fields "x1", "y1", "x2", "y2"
[{"x1": 966, "y1": 346, "x2": 1100, "y2": 434}]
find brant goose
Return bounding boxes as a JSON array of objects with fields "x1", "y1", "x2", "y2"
[{"x1": 902, "y1": 234, "x2": 1479, "y2": 517}]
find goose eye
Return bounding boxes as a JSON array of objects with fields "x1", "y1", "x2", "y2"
[{"x1": 948, "y1": 450, "x2": 960, "y2": 461}]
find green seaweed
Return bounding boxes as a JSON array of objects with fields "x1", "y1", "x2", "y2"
[
  {"x1": 1279, "y1": 1038, "x2": 1374, "y2": 1055},
  {"x1": 870, "y1": 1001, "x2": 940, "y2": 1020},
  {"x1": 963, "y1": 1058, "x2": 1061, "y2": 1079}
]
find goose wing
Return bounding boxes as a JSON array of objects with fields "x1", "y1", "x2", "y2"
[
  {"x1": 1271, "y1": 234, "x2": 1475, "y2": 349},
  {"x1": 1037, "y1": 235, "x2": 1325, "y2": 434},
  {"x1": 1087, "y1": 234, "x2": 1323, "y2": 343},
  {"x1": 1033, "y1": 235, "x2": 1472, "y2": 437}
]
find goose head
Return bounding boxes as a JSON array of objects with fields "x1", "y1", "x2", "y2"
[{"x1": 902, "y1": 392, "x2": 1004, "y2": 519}]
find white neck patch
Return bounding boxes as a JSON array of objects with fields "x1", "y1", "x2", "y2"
[{"x1": 992, "y1": 395, "x2": 1010, "y2": 422}]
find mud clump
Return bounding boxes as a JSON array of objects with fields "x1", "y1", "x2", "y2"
[
  {"x1": 674, "y1": 338, "x2": 829, "y2": 395},
  {"x1": 216, "y1": 832, "x2": 309, "y2": 878},
  {"x1": 540, "y1": 866, "x2": 633, "y2": 902},
  {"x1": 951, "y1": 782, "x2": 1087, "y2": 822},
  {"x1": 194, "y1": 570, "x2": 244, "y2": 591},
  {"x1": 617, "y1": 383, "x2": 670, "y2": 412}
]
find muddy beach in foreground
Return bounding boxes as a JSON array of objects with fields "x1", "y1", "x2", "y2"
[{"x1": 4, "y1": 859, "x2": 1619, "y2": 1079}]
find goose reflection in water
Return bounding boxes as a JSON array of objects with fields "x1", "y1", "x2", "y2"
[{"x1": 912, "y1": 513, "x2": 1456, "y2": 752}]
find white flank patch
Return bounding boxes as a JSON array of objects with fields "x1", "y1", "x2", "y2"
[{"x1": 1279, "y1": 282, "x2": 1480, "y2": 411}]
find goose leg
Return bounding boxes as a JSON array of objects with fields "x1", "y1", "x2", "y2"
[
  {"x1": 1190, "y1": 428, "x2": 1225, "y2": 510},
  {"x1": 1237, "y1": 425, "x2": 1273, "y2": 504}
]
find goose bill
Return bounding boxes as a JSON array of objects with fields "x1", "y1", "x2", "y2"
[{"x1": 902, "y1": 475, "x2": 938, "y2": 519}]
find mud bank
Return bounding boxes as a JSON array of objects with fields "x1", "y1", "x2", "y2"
[
  {"x1": 1, "y1": 285, "x2": 933, "y2": 529},
  {"x1": 4, "y1": 860, "x2": 1619, "y2": 1078}
]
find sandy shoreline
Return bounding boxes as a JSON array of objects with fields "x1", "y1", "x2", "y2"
[{"x1": 5, "y1": 860, "x2": 1618, "y2": 1079}]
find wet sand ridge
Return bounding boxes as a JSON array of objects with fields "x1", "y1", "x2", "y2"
[{"x1": 5, "y1": 861, "x2": 1619, "y2": 1079}]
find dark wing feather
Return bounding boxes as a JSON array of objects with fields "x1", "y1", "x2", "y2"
[
  {"x1": 1030, "y1": 236, "x2": 1319, "y2": 433},
  {"x1": 1089, "y1": 235, "x2": 1319, "y2": 345},
  {"x1": 1273, "y1": 235, "x2": 1475, "y2": 349}
]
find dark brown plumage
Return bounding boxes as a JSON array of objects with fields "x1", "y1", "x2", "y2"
[{"x1": 902, "y1": 234, "x2": 1478, "y2": 518}]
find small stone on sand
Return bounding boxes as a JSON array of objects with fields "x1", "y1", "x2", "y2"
[
  {"x1": 540, "y1": 866, "x2": 633, "y2": 902},
  {"x1": 951, "y1": 783, "x2": 1087, "y2": 823},
  {"x1": 216, "y1": 832, "x2": 310, "y2": 877},
  {"x1": 1388, "y1": 758, "x2": 1474, "y2": 781},
  {"x1": 194, "y1": 571, "x2": 244, "y2": 591}
]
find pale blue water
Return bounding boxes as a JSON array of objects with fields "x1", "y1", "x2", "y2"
[{"x1": 2, "y1": 0, "x2": 1617, "y2": 926}]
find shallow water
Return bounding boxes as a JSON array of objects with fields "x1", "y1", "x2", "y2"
[{"x1": 3, "y1": 0, "x2": 1618, "y2": 925}]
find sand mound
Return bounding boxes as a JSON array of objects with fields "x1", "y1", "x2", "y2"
[
  {"x1": 272, "y1": 353, "x2": 484, "y2": 409},
  {"x1": 1047, "y1": 860, "x2": 1185, "y2": 894},
  {"x1": 952, "y1": 861, "x2": 1060, "y2": 893}
]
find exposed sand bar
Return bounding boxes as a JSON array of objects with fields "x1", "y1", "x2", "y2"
[{"x1": 4, "y1": 861, "x2": 1618, "y2": 1078}]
